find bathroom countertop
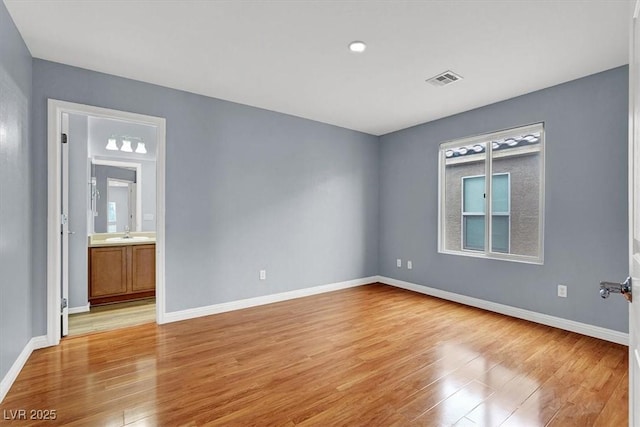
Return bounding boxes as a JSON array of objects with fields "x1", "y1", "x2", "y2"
[{"x1": 89, "y1": 232, "x2": 156, "y2": 247}]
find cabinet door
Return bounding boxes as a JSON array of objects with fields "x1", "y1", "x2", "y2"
[
  {"x1": 90, "y1": 246, "x2": 128, "y2": 297},
  {"x1": 131, "y1": 244, "x2": 156, "y2": 292}
]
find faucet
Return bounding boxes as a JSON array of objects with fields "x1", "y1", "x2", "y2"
[{"x1": 124, "y1": 226, "x2": 131, "y2": 239}]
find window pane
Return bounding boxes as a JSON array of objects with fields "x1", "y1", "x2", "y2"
[
  {"x1": 492, "y1": 174, "x2": 509, "y2": 213},
  {"x1": 443, "y1": 141, "x2": 486, "y2": 252},
  {"x1": 492, "y1": 216, "x2": 509, "y2": 253},
  {"x1": 463, "y1": 174, "x2": 508, "y2": 213},
  {"x1": 463, "y1": 176, "x2": 485, "y2": 213},
  {"x1": 108, "y1": 202, "x2": 117, "y2": 222},
  {"x1": 463, "y1": 215, "x2": 509, "y2": 252},
  {"x1": 491, "y1": 132, "x2": 542, "y2": 258},
  {"x1": 463, "y1": 216, "x2": 485, "y2": 251}
]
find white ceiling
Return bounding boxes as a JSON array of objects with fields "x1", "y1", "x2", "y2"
[{"x1": 4, "y1": 0, "x2": 630, "y2": 136}]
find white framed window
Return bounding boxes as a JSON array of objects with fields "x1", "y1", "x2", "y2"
[{"x1": 438, "y1": 123, "x2": 544, "y2": 264}]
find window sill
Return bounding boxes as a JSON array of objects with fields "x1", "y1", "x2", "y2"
[{"x1": 438, "y1": 249, "x2": 544, "y2": 265}]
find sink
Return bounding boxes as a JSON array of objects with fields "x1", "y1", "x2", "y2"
[
  {"x1": 89, "y1": 234, "x2": 156, "y2": 246},
  {"x1": 105, "y1": 236, "x2": 151, "y2": 243}
]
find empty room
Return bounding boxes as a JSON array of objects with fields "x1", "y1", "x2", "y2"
[{"x1": 0, "y1": 0, "x2": 639, "y2": 426}]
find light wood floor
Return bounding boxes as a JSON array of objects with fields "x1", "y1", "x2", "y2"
[
  {"x1": 1, "y1": 284, "x2": 627, "y2": 426},
  {"x1": 68, "y1": 299, "x2": 156, "y2": 336}
]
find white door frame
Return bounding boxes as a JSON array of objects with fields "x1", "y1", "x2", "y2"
[
  {"x1": 61, "y1": 113, "x2": 70, "y2": 337},
  {"x1": 46, "y1": 99, "x2": 167, "y2": 346},
  {"x1": 630, "y1": 1, "x2": 640, "y2": 424}
]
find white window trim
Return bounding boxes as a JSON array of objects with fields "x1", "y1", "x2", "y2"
[{"x1": 437, "y1": 122, "x2": 545, "y2": 265}]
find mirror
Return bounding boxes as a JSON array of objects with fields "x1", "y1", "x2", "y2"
[
  {"x1": 91, "y1": 162, "x2": 139, "y2": 232},
  {"x1": 107, "y1": 177, "x2": 136, "y2": 233},
  {"x1": 87, "y1": 116, "x2": 157, "y2": 235}
]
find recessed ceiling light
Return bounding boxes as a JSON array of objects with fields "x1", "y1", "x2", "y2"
[{"x1": 348, "y1": 41, "x2": 367, "y2": 53}]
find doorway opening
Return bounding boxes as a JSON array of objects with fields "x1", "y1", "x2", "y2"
[{"x1": 47, "y1": 100, "x2": 166, "y2": 345}]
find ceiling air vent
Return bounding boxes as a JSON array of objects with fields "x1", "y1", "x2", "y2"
[{"x1": 426, "y1": 70, "x2": 463, "y2": 87}]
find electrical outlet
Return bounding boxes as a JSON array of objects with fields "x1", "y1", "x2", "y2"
[
  {"x1": 259, "y1": 270, "x2": 266, "y2": 280},
  {"x1": 407, "y1": 260, "x2": 413, "y2": 270},
  {"x1": 557, "y1": 284, "x2": 567, "y2": 298},
  {"x1": 396, "y1": 259, "x2": 402, "y2": 268}
]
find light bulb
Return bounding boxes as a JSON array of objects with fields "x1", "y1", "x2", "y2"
[
  {"x1": 106, "y1": 138, "x2": 118, "y2": 150},
  {"x1": 121, "y1": 139, "x2": 133, "y2": 152}
]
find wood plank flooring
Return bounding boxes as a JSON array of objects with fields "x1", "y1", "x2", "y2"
[
  {"x1": 0, "y1": 284, "x2": 627, "y2": 426},
  {"x1": 68, "y1": 299, "x2": 156, "y2": 336}
]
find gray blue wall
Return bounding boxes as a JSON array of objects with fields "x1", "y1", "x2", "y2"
[
  {"x1": 379, "y1": 66, "x2": 629, "y2": 332},
  {"x1": 138, "y1": 160, "x2": 156, "y2": 232},
  {"x1": 0, "y1": 1, "x2": 32, "y2": 386},
  {"x1": 31, "y1": 59, "x2": 380, "y2": 329}
]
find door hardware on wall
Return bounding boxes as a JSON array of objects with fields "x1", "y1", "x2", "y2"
[{"x1": 599, "y1": 277, "x2": 632, "y2": 302}]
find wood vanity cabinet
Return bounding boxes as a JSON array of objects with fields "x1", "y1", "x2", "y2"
[{"x1": 89, "y1": 244, "x2": 155, "y2": 305}]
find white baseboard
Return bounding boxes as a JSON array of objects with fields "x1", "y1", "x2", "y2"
[
  {"x1": 378, "y1": 276, "x2": 629, "y2": 346},
  {"x1": 0, "y1": 335, "x2": 48, "y2": 403},
  {"x1": 163, "y1": 276, "x2": 378, "y2": 324},
  {"x1": 68, "y1": 304, "x2": 90, "y2": 314}
]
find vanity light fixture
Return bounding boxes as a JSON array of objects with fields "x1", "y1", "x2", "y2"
[
  {"x1": 135, "y1": 141, "x2": 147, "y2": 154},
  {"x1": 348, "y1": 41, "x2": 367, "y2": 53},
  {"x1": 121, "y1": 138, "x2": 133, "y2": 152},
  {"x1": 106, "y1": 135, "x2": 146, "y2": 153},
  {"x1": 105, "y1": 137, "x2": 118, "y2": 151}
]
